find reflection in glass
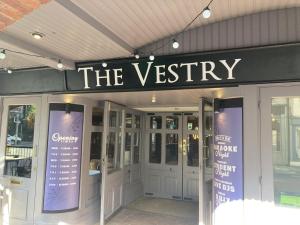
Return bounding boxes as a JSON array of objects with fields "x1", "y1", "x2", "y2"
[
  {"x1": 124, "y1": 132, "x2": 132, "y2": 166},
  {"x1": 92, "y1": 107, "x2": 103, "y2": 126},
  {"x1": 149, "y1": 133, "x2": 162, "y2": 163},
  {"x1": 4, "y1": 105, "x2": 36, "y2": 178},
  {"x1": 126, "y1": 113, "x2": 132, "y2": 128},
  {"x1": 166, "y1": 134, "x2": 178, "y2": 165},
  {"x1": 272, "y1": 97, "x2": 300, "y2": 207},
  {"x1": 133, "y1": 133, "x2": 140, "y2": 164},
  {"x1": 89, "y1": 132, "x2": 102, "y2": 171},
  {"x1": 150, "y1": 116, "x2": 162, "y2": 129},
  {"x1": 187, "y1": 134, "x2": 199, "y2": 167},
  {"x1": 107, "y1": 132, "x2": 116, "y2": 169},
  {"x1": 135, "y1": 115, "x2": 141, "y2": 128},
  {"x1": 109, "y1": 111, "x2": 117, "y2": 127},
  {"x1": 187, "y1": 116, "x2": 199, "y2": 130},
  {"x1": 166, "y1": 116, "x2": 179, "y2": 130}
]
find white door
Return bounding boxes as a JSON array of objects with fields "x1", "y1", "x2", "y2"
[
  {"x1": 0, "y1": 97, "x2": 41, "y2": 225},
  {"x1": 145, "y1": 112, "x2": 201, "y2": 200},
  {"x1": 123, "y1": 110, "x2": 143, "y2": 205},
  {"x1": 260, "y1": 85, "x2": 300, "y2": 224}
]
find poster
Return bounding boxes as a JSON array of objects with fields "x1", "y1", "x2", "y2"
[
  {"x1": 43, "y1": 103, "x2": 84, "y2": 213},
  {"x1": 213, "y1": 98, "x2": 243, "y2": 210}
]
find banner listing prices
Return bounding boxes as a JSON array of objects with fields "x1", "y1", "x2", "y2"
[
  {"x1": 213, "y1": 99, "x2": 243, "y2": 209},
  {"x1": 43, "y1": 104, "x2": 84, "y2": 213}
]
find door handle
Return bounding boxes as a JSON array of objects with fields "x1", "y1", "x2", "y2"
[{"x1": 182, "y1": 139, "x2": 187, "y2": 156}]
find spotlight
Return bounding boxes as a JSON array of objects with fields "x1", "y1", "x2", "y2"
[
  {"x1": 172, "y1": 39, "x2": 179, "y2": 49},
  {"x1": 151, "y1": 96, "x2": 156, "y2": 103},
  {"x1": 0, "y1": 50, "x2": 6, "y2": 60},
  {"x1": 7, "y1": 69, "x2": 12, "y2": 74},
  {"x1": 202, "y1": 7, "x2": 211, "y2": 19},
  {"x1": 57, "y1": 60, "x2": 63, "y2": 69},
  {"x1": 102, "y1": 62, "x2": 107, "y2": 67},
  {"x1": 31, "y1": 32, "x2": 44, "y2": 40},
  {"x1": 149, "y1": 54, "x2": 155, "y2": 61},
  {"x1": 134, "y1": 52, "x2": 140, "y2": 59}
]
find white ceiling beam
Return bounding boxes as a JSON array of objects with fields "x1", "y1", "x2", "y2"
[
  {"x1": 0, "y1": 32, "x2": 75, "y2": 70},
  {"x1": 56, "y1": 0, "x2": 134, "y2": 54}
]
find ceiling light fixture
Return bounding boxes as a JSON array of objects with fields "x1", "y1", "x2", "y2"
[
  {"x1": 172, "y1": 39, "x2": 179, "y2": 49},
  {"x1": 151, "y1": 96, "x2": 156, "y2": 103},
  {"x1": 202, "y1": 6, "x2": 211, "y2": 19},
  {"x1": 31, "y1": 32, "x2": 44, "y2": 40},
  {"x1": 57, "y1": 59, "x2": 63, "y2": 69},
  {"x1": 102, "y1": 62, "x2": 107, "y2": 67},
  {"x1": 134, "y1": 51, "x2": 140, "y2": 59},
  {"x1": 0, "y1": 49, "x2": 6, "y2": 60},
  {"x1": 149, "y1": 54, "x2": 155, "y2": 61}
]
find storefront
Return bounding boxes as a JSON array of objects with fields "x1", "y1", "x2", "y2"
[{"x1": 0, "y1": 43, "x2": 300, "y2": 225}]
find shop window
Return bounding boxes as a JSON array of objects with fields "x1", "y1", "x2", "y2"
[
  {"x1": 272, "y1": 97, "x2": 300, "y2": 207},
  {"x1": 89, "y1": 132, "x2": 102, "y2": 172},
  {"x1": 133, "y1": 132, "x2": 140, "y2": 164},
  {"x1": 124, "y1": 132, "x2": 132, "y2": 166},
  {"x1": 165, "y1": 133, "x2": 178, "y2": 165},
  {"x1": 107, "y1": 132, "x2": 120, "y2": 171},
  {"x1": 109, "y1": 111, "x2": 117, "y2": 127},
  {"x1": 4, "y1": 105, "x2": 36, "y2": 178},
  {"x1": 166, "y1": 116, "x2": 179, "y2": 130},
  {"x1": 135, "y1": 115, "x2": 141, "y2": 128},
  {"x1": 92, "y1": 107, "x2": 103, "y2": 126},
  {"x1": 126, "y1": 113, "x2": 132, "y2": 128},
  {"x1": 187, "y1": 134, "x2": 199, "y2": 167},
  {"x1": 149, "y1": 133, "x2": 162, "y2": 164},
  {"x1": 187, "y1": 115, "x2": 199, "y2": 130},
  {"x1": 150, "y1": 116, "x2": 162, "y2": 129}
]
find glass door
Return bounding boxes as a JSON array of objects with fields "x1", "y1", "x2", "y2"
[
  {"x1": 260, "y1": 85, "x2": 300, "y2": 222},
  {"x1": 0, "y1": 97, "x2": 41, "y2": 224}
]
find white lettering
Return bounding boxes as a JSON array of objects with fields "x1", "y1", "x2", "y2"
[
  {"x1": 167, "y1": 64, "x2": 179, "y2": 83},
  {"x1": 132, "y1": 62, "x2": 153, "y2": 86},
  {"x1": 78, "y1": 67, "x2": 93, "y2": 89},
  {"x1": 155, "y1": 65, "x2": 166, "y2": 84},
  {"x1": 52, "y1": 132, "x2": 79, "y2": 143},
  {"x1": 96, "y1": 69, "x2": 111, "y2": 87},
  {"x1": 201, "y1": 61, "x2": 222, "y2": 81},
  {"x1": 180, "y1": 62, "x2": 198, "y2": 82},
  {"x1": 219, "y1": 59, "x2": 241, "y2": 80},
  {"x1": 113, "y1": 68, "x2": 124, "y2": 86}
]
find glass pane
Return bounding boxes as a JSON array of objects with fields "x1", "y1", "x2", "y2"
[
  {"x1": 187, "y1": 115, "x2": 199, "y2": 131},
  {"x1": 150, "y1": 116, "x2": 162, "y2": 129},
  {"x1": 89, "y1": 132, "x2": 102, "y2": 171},
  {"x1": 92, "y1": 107, "x2": 103, "y2": 126},
  {"x1": 272, "y1": 97, "x2": 300, "y2": 207},
  {"x1": 149, "y1": 133, "x2": 161, "y2": 164},
  {"x1": 166, "y1": 134, "x2": 178, "y2": 165},
  {"x1": 166, "y1": 116, "x2": 179, "y2": 130},
  {"x1": 126, "y1": 113, "x2": 132, "y2": 128},
  {"x1": 135, "y1": 115, "x2": 141, "y2": 128},
  {"x1": 4, "y1": 105, "x2": 36, "y2": 178},
  {"x1": 187, "y1": 134, "x2": 199, "y2": 167},
  {"x1": 204, "y1": 103, "x2": 213, "y2": 168},
  {"x1": 124, "y1": 132, "x2": 132, "y2": 166},
  {"x1": 109, "y1": 111, "x2": 117, "y2": 127},
  {"x1": 133, "y1": 132, "x2": 140, "y2": 164},
  {"x1": 107, "y1": 132, "x2": 116, "y2": 169}
]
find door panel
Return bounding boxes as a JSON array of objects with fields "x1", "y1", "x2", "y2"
[{"x1": 0, "y1": 97, "x2": 41, "y2": 224}]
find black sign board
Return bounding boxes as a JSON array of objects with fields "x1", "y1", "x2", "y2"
[{"x1": 0, "y1": 43, "x2": 300, "y2": 95}]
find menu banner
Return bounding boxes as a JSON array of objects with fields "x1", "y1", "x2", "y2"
[
  {"x1": 213, "y1": 98, "x2": 243, "y2": 209},
  {"x1": 43, "y1": 103, "x2": 84, "y2": 213}
]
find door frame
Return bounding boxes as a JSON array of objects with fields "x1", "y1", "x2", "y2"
[
  {"x1": 260, "y1": 84, "x2": 300, "y2": 203},
  {"x1": 0, "y1": 96, "x2": 41, "y2": 223}
]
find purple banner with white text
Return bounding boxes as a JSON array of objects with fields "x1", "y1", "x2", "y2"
[
  {"x1": 43, "y1": 104, "x2": 84, "y2": 213},
  {"x1": 213, "y1": 99, "x2": 243, "y2": 210}
]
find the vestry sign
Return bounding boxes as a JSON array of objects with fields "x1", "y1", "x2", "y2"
[
  {"x1": 78, "y1": 59, "x2": 241, "y2": 89},
  {"x1": 0, "y1": 43, "x2": 300, "y2": 95}
]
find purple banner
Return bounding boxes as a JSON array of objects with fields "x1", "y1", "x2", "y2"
[
  {"x1": 43, "y1": 106, "x2": 84, "y2": 212},
  {"x1": 213, "y1": 104, "x2": 243, "y2": 209}
]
